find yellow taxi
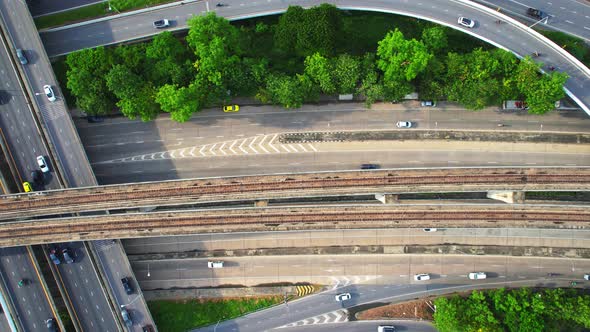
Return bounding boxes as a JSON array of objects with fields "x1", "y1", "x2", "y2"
[
  {"x1": 223, "y1": 105, "x2": 239, "y2": 112},
  {"x1": 22, "y1": 182, "x2": 33, "y2": 193}
]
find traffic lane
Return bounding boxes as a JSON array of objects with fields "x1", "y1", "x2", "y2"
[
  {"x1": 28, "y1": 0, "x2": 106, "y2": 17},
  {"x1": 53, "y1": 242, "x2": 119, "y2": 332},
  {"x1": 91, "y1": 147, "x2": 590, "y2": 185},
  {"x1": 132, "y1": 254, "x2": 590, "y2": 289},
  {"x1": 92, "y1": 240, "x2": 154, "y2": 332},
  {"x1": 483, "y1": 0, "x2": 590, "y2": 41},
  {"x1": 122, "y1": 228, "x2": 590, "y2": 255},
  {"x1": 0, "y1": 247, "x2": 55, "y2": 332},
  {"x1": 283, "y1": 320, "x2": 437, "y2": 332}
]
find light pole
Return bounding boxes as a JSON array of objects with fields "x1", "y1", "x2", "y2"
[{"x1": 147, "y1": 263, "x2": 150, "y2": 277}]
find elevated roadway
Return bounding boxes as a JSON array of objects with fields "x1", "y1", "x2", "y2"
[
  {"x1": 0, "y1": 203, "x2": 588, "y2": 247},
  {"x1": 39, "y1": 0, "x2": 590, "y2": 114},
  {"x1": 1, "y1": 167, "x2": 589, "y2": 220}
]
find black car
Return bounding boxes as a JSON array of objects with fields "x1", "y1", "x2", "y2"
[
  {"x1": 360, "y1": 164, "x2": 379, "y2": 169},
  {"x1": 62, "y1": 248, "x2": 74, "y2": 264},
  {"x1": 87, "y1": 115, "x2": 104, "y2": 123},
  {"x1": 527, "y1": 7, "x2": 547, "y2": 20},
  {"x1": 121, "y1": 277, "x2": 134, "y2": 294}
]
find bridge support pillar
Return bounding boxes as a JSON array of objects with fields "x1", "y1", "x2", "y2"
[
  {"x1": 375, "y1": 194, "x2": 398, "y2": 204},
  {"x1": 255, "y1": 200, "x2": 269, "y2": 207},
  {"x1": 487, "y1": 191, "x2": 525, "y2": 204}
]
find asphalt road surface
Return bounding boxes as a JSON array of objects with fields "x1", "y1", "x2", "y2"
[
  {"x1": 39, "y1": 0, "x2": 590, "y2": 114},
  {"x1": 0, "y1": 247, "x2": 57, "y2": 332},
  {"x1": 178, "y1": 254, "x2": 590, "y2": 332},
  {"x1": 28, "y1": 0, "x2": 106, "y2": 18},
  {"x1": 75, "y1": 104, "x2": 590, "y2": 184}
]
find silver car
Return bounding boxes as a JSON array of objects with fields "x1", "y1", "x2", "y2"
[
  {"x1": 458, "y1": 17, "x2": 475, "y2": 28},
  {"x1": 37, "y1": 155, "x2": 50, "y2": 173},
  {"x1": 43, "y1": 85, "x2": 56, "y2": 102},
  {"x1": 396, "y1": 121, "x2": 412, "y2": 128}
]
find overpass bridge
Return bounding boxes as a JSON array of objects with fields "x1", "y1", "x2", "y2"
[
  {"x1": 1, "y1": 167, "x2": 589, "y2": 220},
  {"x1": 0, "y1": 203, "x2": 588, "y2": 247}
]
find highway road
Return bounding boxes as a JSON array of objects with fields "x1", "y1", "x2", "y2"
[
  {"x1": 28, "y1": 0, "x2": 107, "y2": 18},
  {"x1": 278, "y1": 321, "x2": 436, "y2": 332},
  {"x1": 39, "y1": 0, "x2": 590, "y2": 115},
  {"x1": 482, "y1": 0, "x2": 590, "y2": 42},
  {"x1": 75, "y1": 104, "x2": 590, "y2": 184},
  {"x1": 0, "y1": 247, "x2": 57, "y2": 332},
  {"x1": 178, "y1": 254, "x2": 590, "y2": 332}
]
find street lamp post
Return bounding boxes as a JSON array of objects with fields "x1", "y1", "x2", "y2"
[{"x1": 147, "y1": 263, "x2": 150, "y2": 277}]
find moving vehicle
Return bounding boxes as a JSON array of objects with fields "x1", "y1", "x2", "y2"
[
  {"x1": 396, "y1": 121, "x2": 412, "y2": 128},
  {"x1": 120, "y1": 307, "x2": 133, "y2": 327},
  {"x1": 468, "y1": 272, "x2": 487, "y2": 280},
  {"x1": 18, "y1": 279, "x2": 28, "y2": 287},
  {"x1": 423, "y1": 228, "x2": 437, "y2": 232},
  {"x1": 46, "y1": 318, "x2": 57, "y2": 332},
  {"x1": 360, "y1": 164, "x2": 379, "y2": 169},
  {"x1": 420, "y1": 100, "x2": 436, "y2": 107},
  {"x1": 414, "y1": 273, "x2": 430, "y2": 281},
  {"x1": 22, "y1": 182, "x2": 33, "y2": 193},
  {"x1": 121, "y1": 277, "x2": 134, "y2": 294},
  {"x1": 16, "y1": 49, "x2": 28, "y2": 65},
  {"x1": 37, "y1": 155, "x2": 50, "y2": 173},
  {"x1": 584, "y1": 274, "x2": 590, "y2": 281},
  {"x1": 335, "y1": 293, "x2": 351, "y2": 302},
  {"x1": 62, "y1": 247, "x2": 74, "y2": 264},
  {"x1": 208, "y1": 260, "x2": 224, "y2": 268},
  {"x1": 43, "y1": 85, "x2": 56, "y2": 102},
  {"x1": 223, "y1": 105, "x2": 240, "y2": 112},
  {"x1": 153, "y1": 19, "x2": 170, "y2": 28},
  {"x1": 527, "y1": 8, "x2": 547, "y2": 20},
  {"x1": 378, "y1": 326, "x2": 396, "y2": 332},
  {"x1": 49, "y1": 248, "x2": 61, "y2": 265},
  {"x1": 458, "y1": 17, "x2": 475, "y2": 28}
]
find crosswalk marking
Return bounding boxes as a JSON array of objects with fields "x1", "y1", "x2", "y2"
[{"x1": 96, "y1": 134, "x2": 318, "y2": 164}]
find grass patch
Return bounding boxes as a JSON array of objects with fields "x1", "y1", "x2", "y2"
[
  {"x1": 148, "y1": 296, "x2": 283, "y2": 332},
  {"x1": 538, "y1": 30, "x2": 590, "y2": 67},
  {"x1": 34, "y1": 3, "x2": 111, "y2": 30},
  {"x1": 526, "y1": 191, "x2": 590, "y2": 201}
]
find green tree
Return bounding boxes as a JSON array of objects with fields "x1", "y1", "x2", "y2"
[
  {"x1": 260, "y1": 74, "x2": 312, "y2": 108},
  {"x1": 377, "y1": 29, "x2": 432, "y2": 83},
  {"x1": 155, "y1": 83, "x2": 202, "y2": 122},
  {"x1": 146, "y1": 31, "x2": 192, "y2": 86},
  {"x1": 433, "y1": 296, "x2": 463, "y2": 332},
  {"x1": 333, "y1": 54, "x2": 361, "y2": 94},
  {"x1": 66, "y1": 47, "x2": 115, "y2": 115},
  {"x1": 421, "y1": 27, "x2": 448, "y2": 52},
  {"x1": 304, "y1": 53, "x2": 336, "y2": 94},
  {"x1": 516, "y1": 57, "x2": 568, "y2": 114},
  {"x1": 358, "y1": 53, "x2": 385, "y2": 106},
  {"x1": 106, "y1": 65, "x2": 159, "y2": 121}
]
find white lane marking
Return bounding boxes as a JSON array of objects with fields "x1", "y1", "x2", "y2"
[
  {"x1": 229, "y1": 140, "x2": 238, "y2": 154},
  {"x1": 239, "y1": 139, "x2": 249, "y2": 154},
  {"x1": 199, "y1": 145, "x2": 207, "y2": 156},
  {"x1": 249, "y1": 136, "x2": 259, "y2": 154},
  {"x1": 219, "y1": 142, "x2": 227, "y2": 155}
]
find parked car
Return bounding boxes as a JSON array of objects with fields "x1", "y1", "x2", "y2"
[
  {"x1": 49, "y1": 248, "x2": 61, "y2": 265},
  {"x1": 120, "y1": 307, "x2": 133, "y2": 327},
  {"x1": 43, "y1": 85, "x2": 56, "y2": 102},
  {"x1": 414, "y1": 273, "x2": 431, "y2": 281},
  {"x1": 223, "y1": 105, "x2": 240, "y2": 112},
  {"x1": 37, "y1": 155, "x2": 50, "y2": 173},
  {"x1": 335, "y1": 293, "x2": 351, "y2": 302},
  {"x1": 458, "y1": 17, "x2": 475, "y2": 28},
  {"x1": 423, "y1": 228, "x2": 437, "y2": 232},
  {"x1": 22, "y1": 181, "x2": 33, "y2": 193},
  {"x1": 420, "y1": 100, "x2": 436, "y2": 107},
  {"x1": 16, "y1": 49, "x2": 28, "y2": 65},
  {"x1": 46, "y1": 317, "x2": 57, "y2": 332},
  {"x1": 378, "y1": 326, "x2": 396, "y2": 332},
  {"x1": 62, "y1": 247, "x2": 74, "y2": 264},
  {"x1": 360, "y1": 164, "x2": 379, "y2": 169},
  {"x1": 468, "y1": 272, "x2": 487, "y2": 280},
  {"x1": 208, "y1": 260, "x2": 224, "y2": 268},
  {"x1": 153, "y1": 19, "x2": 170, "y2": 28},
  {"x1": 396, "y1": 121, "x2": 412, "y2": 128},
  {"x1": 121, "y1": 277, "x2": 134, "y2": 295}
]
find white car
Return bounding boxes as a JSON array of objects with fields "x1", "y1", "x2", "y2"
[
  {"x1": 36, "y1": 155, "x2": 49, "y2": 173},
  {"x1": 335, "y1": 293, "x2": 351, "y2": 302},
  {"x1": 153, "y1": 19, "x2": 170, "y2": 28},
  {"x1": 396, "y1": 121, "x2": 412, "y2": 128},
  {"x1": 423, "y1": 228, "x2": 437, "y2": 232},
  {"x1": 378, "y1": 326, "x2": 396, "y2": 332},
  {"x1": 207, "y1": 260, "x2": 224, "y2": 268},
  {"x1": 458, "y1": 17, "x2": 475, "y2": 28},
  {"x1": 584, "y1": 274, "x2": 590, "y2": 281},
  {"x1": 43, "y1": 85, "x2": 56, "y2": 102},
  {"x1": 420, "y1": 100, "x2": 436, "y2": 107},
  {"x1": 468, "y1": 272, "x2": 487, "y2": 280},
  {"x1": 414, "y1": 273, "x2": 430, "y2": 281}
]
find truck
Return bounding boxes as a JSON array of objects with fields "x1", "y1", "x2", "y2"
[
  {"x1": 502, "y1": 100, "x2": 528, "y2": 110},
  {"x1": 527, "y1": 8, "x2": 547, "y2": 20}
]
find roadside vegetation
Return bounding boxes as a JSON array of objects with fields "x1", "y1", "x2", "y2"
[
  {"x1": 434, "y1": 288, "x2": 590, "y2": 331},
  {"x1": 148, "y1": 296, "x2": 282, "y2": 332},
  {"x1": 34, "y1": 3, "x2": 110, "y2": 30},
  {"x1": 63, "y1": 5, "x2": 568, "y2": 122}
]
